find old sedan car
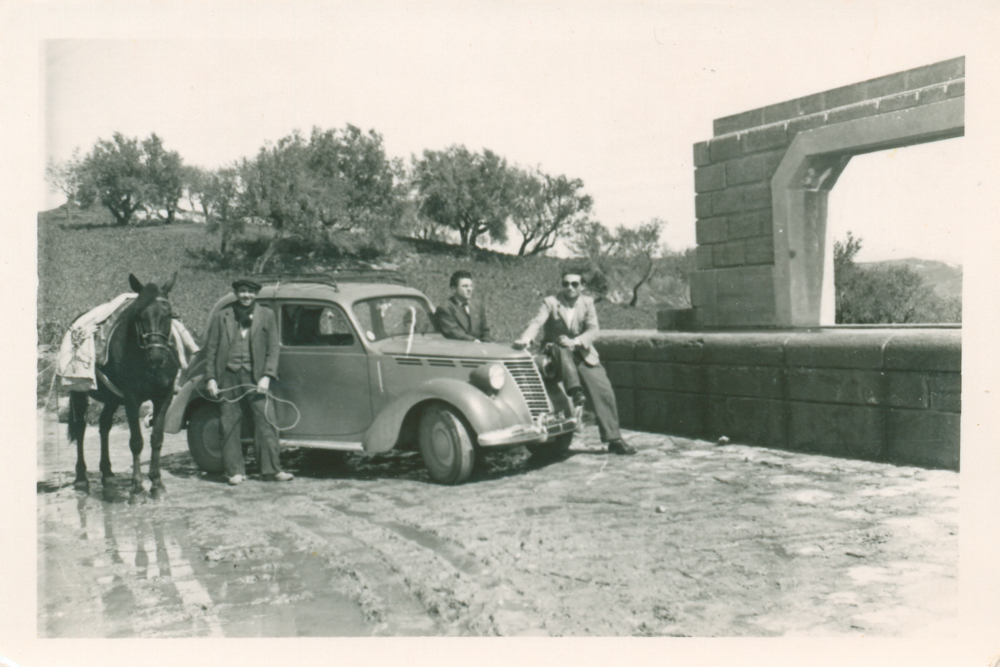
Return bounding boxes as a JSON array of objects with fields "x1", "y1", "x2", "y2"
[{"x1": 164, "y1": 274, "x2": 578, "y2": 484}]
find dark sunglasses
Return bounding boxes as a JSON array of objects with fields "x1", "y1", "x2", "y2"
[{"x1": 562, "y1": 280, "x2": 581, "y2": 288}]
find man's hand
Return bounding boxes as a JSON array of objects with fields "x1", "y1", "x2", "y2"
[
  {"x1": 512, "y1": 339, "x2": 529, "y2": 350},
  {"x1": 257, "y1": 376, "x2": 271, "y2": 394},
  {"x1": 206, "y1": 378, "x2": 219, "y2": 398},
  {"x1": 557, "y1": 335, "x2": 576, "y2": 348}
]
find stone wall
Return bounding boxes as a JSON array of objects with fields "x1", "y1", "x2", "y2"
[
  {"x1": 596, "y1": 329, "x2": 960, "y2": 470},
  {"x1": 687, "y1": 57, "x2": 965, "y2": 328}
]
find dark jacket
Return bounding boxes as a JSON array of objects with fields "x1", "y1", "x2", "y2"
[
  {"x1": 204, "y1": 303, "x2": 280, "y2": 383},
  {"x1": 436, "y1": 295, "x2": 490, "y2": 342}
]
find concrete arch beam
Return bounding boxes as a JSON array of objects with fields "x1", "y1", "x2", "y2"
[{"x1": 770, "y1": 97, "x2": 964, "y2": 327}]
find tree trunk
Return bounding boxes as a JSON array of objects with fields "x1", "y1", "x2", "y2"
[
  {"x1": 252, "y1": 232, "x2": 286, "y2": 274},
  {"x1": 629, "y1": 260, "x2": 655, "y2": 307}
]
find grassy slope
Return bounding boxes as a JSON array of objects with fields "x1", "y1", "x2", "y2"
[{"x1": 37, "y1": 209, "x2": 656, "y2": 346}]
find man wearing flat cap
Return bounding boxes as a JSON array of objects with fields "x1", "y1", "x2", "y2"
[{"x1": 205, "y1": 278, "x2": 292, "y2": 485}]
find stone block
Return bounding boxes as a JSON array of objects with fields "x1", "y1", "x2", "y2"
[
  {"x1": 786, "y1": 113, "x2": 827, "y2": 139},
  {"x1": 634, "y1": 335, "x2": 707, "y2": 363},
  {"x1": 744, "y1": 235, "x2": 775, "y2": 265},
  {"x1": 827, "y1": 101, "x2": 879, "y2": 124},
  {"x1": 947, "y1": 79, "x2": 966, "y2": 99},
  {"x1": 917, "y1": 84, "x2": 950, "y2": 105},
  {"x1": 657, "y1": 308, "x2": 698, "y2": 332},
  {"x1": 695, "y1": 193, "x2": 712, "y2": 218},
  {"x1": 636, "y1": 389, "x2": 707, "y2": 438},
  {"x1": 787, "y1": 368, "x2": 882, "y2": 406},
  {"x1": 696, "y1": 216, "x2": 728, "y2": 244},
  {"x1": 707, "y1": 365, "x2": 783, "y2": 399},
  {"x1": 929, "y1": 373, "x2": 961, "y2": 413},
  {"x1": 709, "y1": 134, "x2": 742, "y2": 162},
  {"x1": 885, "y1": 371, "x2": 928, "y2": 409},
  {"x1": 696, "y1": 245, "x2": 714, "y2": 270},
  {"x1": 708, "y1": 395, "x2": 788, "y2": 447},
  {"x1": 784, "y1": 330, "x2": 893, "y2": 368},
  {"x1": 716, "y1": 265, "x2": 774, "y2": 297},
  {"x1": 714, "y1": 240, "x2": 746, "y2": 267},
  {"x1": 594, "y1": 335, "x2": 638, "y2": 361},
  {"x1": 886, "y1": 408, "x2": 960, "y2": 470},
  {"x1": 613, "y1": 386, "x2": 637, "y2": 429},
  {"x1": 788, "y1": 401, "x2": 885, "y2": 460},
  {"x1": 702, "y1": 333, "x2": 789, "y2": 366},
  {"x1": 878, "y1": 91, "x2": 920, "y2": 114},
  {"x1": 761, "y1": 99, "x2": 801, "y2": 125},
  {"x1": 604, "y1": 360, "x2": 637, "y2": 388},
  {"x1": 863, "y1": 71, "x2": 910, "y2": 99},
  {"x1": 728, "y1": 209, "x2": 770, "y2": 239},
  {"x1": 884, "y1": 331, "x2": 961, "y2": 372},
  {"x1": 743, "y1": 125, "x2": 788, "y2": 153},
  {"x1": 726, "y1": 151, "x2": 784, "y2": 186},
  {"x1": 712, "y1": 188, "x2": 744, "y2": 215},
  {"x1": 823, "y1": 82, "x2": 869, "y2": 110},
  {"x1": 693, "y1": 141, "x2": 711, "y2": 167},
  {"x1": 689, "y1": 270, "x2": 716, "y2": 309},
  {"x1": 695, "y1": 163, "x2": 726, "y2": 192},
  {"x1": 743, "y1": 182, "x2": 772, "y2": 210},
  {"x1": 905, "y1": 57, "x2": 965, "y2": 89},
  {"x1": 635, "y1": 361, "x2": 705, "y2": 393},
  {"x1": 713, "y1": 302, "x2": 778, "y2": 327},
  {"x1": 713, "y1": 108, "x2": 764, "y2": 137}
]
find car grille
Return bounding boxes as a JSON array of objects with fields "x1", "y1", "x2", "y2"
[{"x1": 503, "y1": 360, "x2": 551, "y2": 418}]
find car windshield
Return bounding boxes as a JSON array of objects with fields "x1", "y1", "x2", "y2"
[{"x1": 352, "y1": 296, "x2": 439, "y2": 342}]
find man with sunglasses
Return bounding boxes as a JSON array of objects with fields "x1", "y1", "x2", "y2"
[{"x1": 514, "y1": 269, "x2": 636, "y2": 455}]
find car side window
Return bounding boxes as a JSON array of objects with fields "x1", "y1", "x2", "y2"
[{"x1": 281, "y1": 304, "x2": 354, "y2": 347}]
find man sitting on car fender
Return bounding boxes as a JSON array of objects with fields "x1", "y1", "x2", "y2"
[{"x1": 514, "y1": 269, "x2": 636, "y2": 456}]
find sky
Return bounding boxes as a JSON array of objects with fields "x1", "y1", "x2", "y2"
[{"x1": 40, "y1": 1, "x2": 983, "y2": 262}]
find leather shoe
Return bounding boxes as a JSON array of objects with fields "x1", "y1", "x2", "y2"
[
  {"x1": 263, "y1": 471, "x2": 294, "y2": 482},
  {"x1": 228, "y1": 474, "x2": 244, "y2": 486},
  {"x1": 568, "y1": 387, "x2": 586, "y2": 408},
  {"x1": 607, "y1": 439, "x2": 637, "y2": 456}
]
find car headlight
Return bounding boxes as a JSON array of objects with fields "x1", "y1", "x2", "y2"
[{"x1": 470, "y1": 363, "x2": 506, "y2": 394}]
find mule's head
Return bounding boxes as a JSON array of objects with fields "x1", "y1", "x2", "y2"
[{"x1": 129, "y1": 272, "x2": 177, "y2": 370}]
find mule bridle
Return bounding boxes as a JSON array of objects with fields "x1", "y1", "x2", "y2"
[{"x1": 134, "y1": 296, "x2": 177, "y2": 359}]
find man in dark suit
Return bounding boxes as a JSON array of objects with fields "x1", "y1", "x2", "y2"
[
  {"x1": 436, "y1": 270, "x2": 491, "y2": 342},
  {"x1": 204, "y1": 278, "x2": 292, "y2": 485},
  {"x1": 514, "y1": 268, "x2": 635, "y2": 455}
]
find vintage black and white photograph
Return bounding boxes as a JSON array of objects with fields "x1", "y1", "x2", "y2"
[{"x1": 4, "y1": 0, "x2": 1000, "y2": 665}]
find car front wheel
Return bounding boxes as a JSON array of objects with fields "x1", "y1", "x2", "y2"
[
  {"x1": 418, "y1": 403, "x2": 475, "y2": 485},
  {"x1": 187, "y1": 402, "x2": 224, "y2": 473}
]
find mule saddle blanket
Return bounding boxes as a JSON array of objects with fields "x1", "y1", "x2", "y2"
[{"x1": 56, "y1": 293, "x2": 195, "y2": 393}]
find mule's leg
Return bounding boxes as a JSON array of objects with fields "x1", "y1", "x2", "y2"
[
  {"x1": 69, "y1": 392, "x2": 90, "y2": 492},
  {"x1": 123, "y1": 399, "x2": 145, "y2": 497},
  {"x1": 148, "y1": 396, "x2": 168, "y2": 498},
  {"x1": 98, "y1": 399, "x2": 120, "y2": 484}
]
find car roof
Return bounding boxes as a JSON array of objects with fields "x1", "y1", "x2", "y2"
[{"x1": 213, "y1": 281, "x2": 430, "y2": 310}]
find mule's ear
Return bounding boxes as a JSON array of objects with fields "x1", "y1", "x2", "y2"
[
  {"x1": 162, "y1": 271, "x2": 177, "y2": 296},
  {"x1": 128, "y1": 274, "x2": 143, "y2": 293}
]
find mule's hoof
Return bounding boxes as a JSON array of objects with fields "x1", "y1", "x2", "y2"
[
  {"x1": 73, "y1": 479, "x2": 90, "y2": 493},
  {"x1": 150, "y1": 485, "x2": 165, "y2": 499}
]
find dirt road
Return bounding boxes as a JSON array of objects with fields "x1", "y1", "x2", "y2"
[{"x1": 37, "y1": 413, "x2": 958, "y2": 637}]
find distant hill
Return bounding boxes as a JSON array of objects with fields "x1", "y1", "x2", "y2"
[{"x1": 858, "y1": 258, "x2": 962, "y2": 300}]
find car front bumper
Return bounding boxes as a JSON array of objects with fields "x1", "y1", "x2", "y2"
[{"x1": 476, "y1": 413, "x2": 578, "y2": 447}]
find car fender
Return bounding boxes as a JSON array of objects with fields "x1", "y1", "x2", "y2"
[
  {"x1": 165, "y1": 375, "x2": 205, "y2": 434},
  {"x1": 362, "y1": 377, "x2": 523, "y2": 455}
]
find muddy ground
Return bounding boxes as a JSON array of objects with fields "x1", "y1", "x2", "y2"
[{"x1": 37, "y1": 411, "x2": 958, "y2": 637}]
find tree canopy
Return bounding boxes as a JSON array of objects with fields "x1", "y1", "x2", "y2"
[
  {"x1": 414, "y1": 146, "x2": 517, "y2": 249},
  {"x1": 510, "y1": 170, "x2": 593, "y2": 256}
]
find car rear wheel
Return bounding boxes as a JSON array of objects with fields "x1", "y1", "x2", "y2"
[
  {"x1": 418, "y1": 403, "x2": 475, "y2": 485},
  {"x1": 187, "y1": 402, "x2": 224, "y2": 473},
  {"x1": 526, "y1": 432, "x2": 574, "y2": 460}
]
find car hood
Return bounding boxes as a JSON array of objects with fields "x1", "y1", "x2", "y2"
[{"x1": 371, "y1": 335, "x2": 533, "y2": 361}]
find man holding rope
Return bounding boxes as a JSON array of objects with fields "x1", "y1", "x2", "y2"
[{"x1": 205, "y1": 278, "x2": 292, "y2": 485}]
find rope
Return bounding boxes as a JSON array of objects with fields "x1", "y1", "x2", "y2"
[{"x1": 197, "y1": 383, "x2": 302, "y2": 432}]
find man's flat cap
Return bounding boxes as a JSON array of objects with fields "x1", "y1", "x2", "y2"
[{"x1": 231, "y1": 277, "x2": 263, "y2": 292}]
